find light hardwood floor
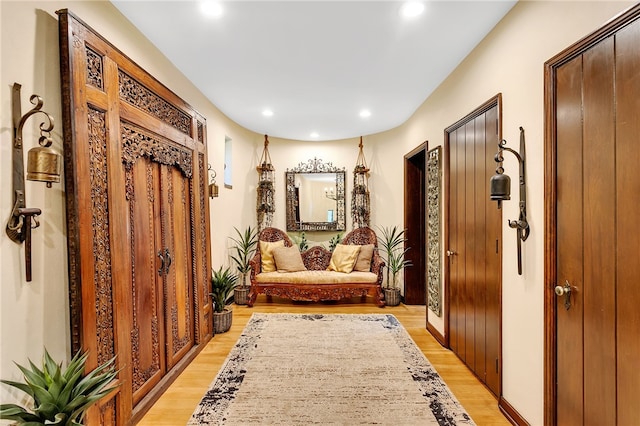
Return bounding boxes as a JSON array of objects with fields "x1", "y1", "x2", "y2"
[{"x1": 138, "y1": 296, "x2": 511, "y2": 425}]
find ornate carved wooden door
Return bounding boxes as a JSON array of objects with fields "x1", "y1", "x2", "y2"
[
  {"x1": 126, "y1": 155, "x2": 166, "y2": 406},
  {"x1": 160, "y1": 164, "x2": 195, "y2": 370},
  {"x1": 123, "y1": 147, "x2": 195, "y2": 405},
  {"x1": 58, "y1": 10, "x2": 212, "y2": 425}
]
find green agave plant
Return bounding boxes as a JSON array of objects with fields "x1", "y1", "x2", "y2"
[
  {"x1": 210, "y1": 266, "x2": 238, "y2": 313},
  {"x1": 0, "y1": 349, "x2": 118, "y2": 426}
]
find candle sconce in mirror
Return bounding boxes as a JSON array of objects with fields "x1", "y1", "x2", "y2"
[{"x1": 7, "y1": 82, "x2": 62, "y2": 281}]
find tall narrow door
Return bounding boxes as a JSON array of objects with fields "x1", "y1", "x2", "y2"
[
  {"x1": 547, "y1": 8, "x2": 640, "y2": 425},
  {"x1": 127, "y1": 156, "x2": 165, "y2": 406},
  {"x1": 404, "y1": 144, "x2": 427, "y2": 305},
  {"x1": 446, "y1": 96, "x2": 501, "y2": 396},
  {"x1": 161, "y1": 165, "x2": 195, "y2": 370}
]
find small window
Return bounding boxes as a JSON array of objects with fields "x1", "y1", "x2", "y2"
[{"x1": 224, "y1": 136, "x2": 232, "y2": 188}]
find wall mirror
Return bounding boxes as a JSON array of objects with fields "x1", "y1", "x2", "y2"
[{"x1": 286, "y1": 158, "x2": 346, "y2": 231}]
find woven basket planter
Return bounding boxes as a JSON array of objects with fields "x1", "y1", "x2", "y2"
[
  {"x1": 234, "y1": 287, "x2": 249, "y2": 305},
  {"x1": 384, "y1": 288, "x2": 401, "y2": 306},
  {"x1": 213, "y1": 309, "x2": 233, "y2": 334}
]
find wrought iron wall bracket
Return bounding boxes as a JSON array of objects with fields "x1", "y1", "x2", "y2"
[
  {"x1": 7, "y1": 83, "x2": 55, "y2": 282},
  {"x1": 490, "y1": 126, "x2": 530, "y2": 275}
]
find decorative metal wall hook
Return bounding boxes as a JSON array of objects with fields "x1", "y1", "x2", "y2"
[
  {"x1": 7, "y1": 82, "x2": 61, "y2": 281},
  {"x1": 489, "y1": 126, "x2": 530, "y2": 275},
  {"x1": 208, "y1": 164, "x2": 219, "y2": 198}
]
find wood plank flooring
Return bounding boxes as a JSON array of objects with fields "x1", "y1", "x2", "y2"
[{"x1": 138, "y1": 296, "x2": 510, "y2": 425}]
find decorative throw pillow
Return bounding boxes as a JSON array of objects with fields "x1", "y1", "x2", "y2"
[
  {"x1": 260, "y1": 240, "x2": 285, "y2": 273},
  {"x1": 353, "y1": 244, "x2": 375, "y2": 272},
  {"x1": 273, "y1": 246, "x2": 307, "y2": 272},
  {"x1": 328, "y1": 244, "x2": 361, "y2": 273}
]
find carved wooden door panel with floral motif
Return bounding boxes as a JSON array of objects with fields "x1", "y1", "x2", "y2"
[
  {"x1": 124, "y1": 154, "x2": 166, "y2": 407},
  {"x1": 160, "y1": 165, "x2": 195, "y2": 371},
  {"x1": 58, "y1": 10, "x2": 212, "y2": 425}
]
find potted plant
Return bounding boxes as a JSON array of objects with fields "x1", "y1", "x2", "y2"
[
  {"x1": 229, "y1": 226, "x2": 258, "y2": 305},
  {"x1": 327, "y1": 232, "x2": 343, "y2": 252},
  {"x1": 378, "y1": 225, "x2": 412, "y2": 306},
  {"x1": 0, "y1": 348, "x2": 118, "y2": 426},
  {"x1": 210, "y1": 266, "x2": 238, "y2": 334},
  {"x1": 289, "y1": 232, "x2": 309, "y2": 251}
]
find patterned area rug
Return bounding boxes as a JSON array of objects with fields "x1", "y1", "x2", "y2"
[{"x1": 189, "y1": 314, "x2": 475, "y2": 425}]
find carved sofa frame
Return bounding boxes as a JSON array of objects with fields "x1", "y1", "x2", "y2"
[{"x1": 248, "y1": 227, "x2": 385, "y2": 307}]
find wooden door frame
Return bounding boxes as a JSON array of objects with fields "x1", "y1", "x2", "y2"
[
  {"x1": 543, "y1": 4, "x2": 640, "y2": 425},
  {"x1": 404, "y1": 141, "x2": 427, "y2": 306}
]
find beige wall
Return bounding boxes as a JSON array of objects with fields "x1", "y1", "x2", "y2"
[{"x1": 1, "y1": 1, "x2": 635, "y2": 424}]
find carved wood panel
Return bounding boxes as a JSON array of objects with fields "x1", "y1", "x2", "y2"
[
  {"x1": 163, "y1": 165, "x2": 194, "y2": 369},
  {"x1": 127, "y1": 157, "x2": 164, "y2": 405},
  {"x1": 427, "y1": 146, "x2": 442, "y2": 317},
  {"x1": 58, "y1": 10, "x2": 211, "y2": 425}
]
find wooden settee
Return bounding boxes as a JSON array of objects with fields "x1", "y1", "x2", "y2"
[{"x1": 248, "y1": 227, "x2": 385, "y2": 307}]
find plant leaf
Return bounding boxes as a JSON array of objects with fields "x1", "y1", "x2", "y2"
[{"x1": 1, "y1": 378, "x2": 35, "y2": 398}]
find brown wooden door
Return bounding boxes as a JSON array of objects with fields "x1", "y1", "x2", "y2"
[
  {"x1": 546, "y1": 8, "x2": 640, "y2": 425},
  {"x1": 58, "y1": 10, "x2": 212, "y2": 425},
  {"x1": 404, "y1": 144, "x2": 427, "y2": 305},
  {"x1": 162, "y1": 165, "x2": 195, "y2": 370},
  {"x1": 126, "y1": 159, "x2": 195, "y2": 405},
  {"x1": 127, "y1": 157, "x2": 166, "y2": 406},
  {"x1": 446, "y1": 96, "x2": 501, "y2": 396}
]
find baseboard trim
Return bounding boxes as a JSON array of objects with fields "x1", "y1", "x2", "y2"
[
  {"x1": 427, "y1": 321, "x2": 446, "y2": 346},
  {"x1": 499, "y1": 396, "x2": 529, "y2": 426}
]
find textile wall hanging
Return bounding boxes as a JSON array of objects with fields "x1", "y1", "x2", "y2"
[
  {"x1": 427, "y1": 146, "x2": 442, "y2": 317},
  {"x1": 351, "y1": 137, "x2": 370, "y2": 228},
  {"x1": 257, "y1": 135, "x2": 275, "y2": 230}
]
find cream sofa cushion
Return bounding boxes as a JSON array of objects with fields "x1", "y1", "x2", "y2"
[
  {"x1": 353, "y1": 244, "x2": 374, "y2": 272},
  {"x1": 328, "y1": 244, "x2": 361, "y2": 273},
  {"x1": 256, "y1": 270, "x2": 378, "y2": 284},
  {"x1": 259, "y1": 240, "x2": 285, "y2": 273},
  {"x1": 273, "y1": 245, "x2": 307, "y2": 272}
]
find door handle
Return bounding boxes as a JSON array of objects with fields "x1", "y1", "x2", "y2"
[
  {"x1": 157, "y1": 250, "x2": 165, "y2": 275},
  {"x1": 446, "y1": 250, "x2": 457, "y2": 257},
  {"x1": 164, "y1": 248, "x2": 172, "y2": 274},
  {"x1": 555, "y1": 280, "x2": 572, "y2": 310}
]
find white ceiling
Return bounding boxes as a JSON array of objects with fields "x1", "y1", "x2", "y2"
[{"x1": 111, "y1": 1, "x2": 516, "y2": 141}]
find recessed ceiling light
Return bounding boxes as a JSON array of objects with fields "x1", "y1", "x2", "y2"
[
  {"x1": 400, "y1": 2, "x2": 425, "y2": 18},
  {"x1": 262, "y1": 109, "x2": 274, "y2": 117},
  {"x1": 310, "y1": 132, "x2": 320, "y2": 138},
  {"x1": 359, "y1": 109, "x2": 371, "y2": 118},
  {"x1": 201, "y1": 1, "x2": 223, "y2": 18}
]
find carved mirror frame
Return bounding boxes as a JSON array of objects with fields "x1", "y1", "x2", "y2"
[{"x1": 285, "y1": 158, "x2": 346, "y2": 232}]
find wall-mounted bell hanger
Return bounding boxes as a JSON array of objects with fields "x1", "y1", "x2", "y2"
[
  {"x1": 489, "y1": 126, "x2": 530, "y2": 275},
  {"x1": 208, "y1": 164, "x2": 219, "y2": 198},
  {"x1": 7, "y1": 82, "x2": 61, "y2": 281}
]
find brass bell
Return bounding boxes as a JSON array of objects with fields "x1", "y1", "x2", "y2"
[
  {"x1": 490, "y1": 172, "x2": 511, "y2": 201},
  {"x1": 27, "y1": 145, "x2": 61, "y2": 188},
  {"x1": 208, "y1": 182, "x2": 219, "y2": 198}
]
